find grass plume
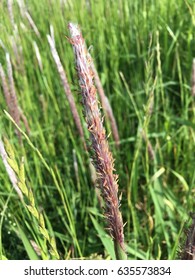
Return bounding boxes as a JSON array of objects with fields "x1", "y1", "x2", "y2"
[
  {"x1": 68, "y1": 22, "x2": 126, "y2": 260},
  {"x1": 47, "y1": 34, "x2": 86, "y2": 149},
  {"x1": 0, "y1": 54, "x2": 30, "y2": 139},
  {"x1": 0, "y1": 0, "x2": 194, "y2": 260}
]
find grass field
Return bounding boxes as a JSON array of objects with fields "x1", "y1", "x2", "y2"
[{"x1": 0, "y1": 0, "x2": 194, "y2": 260}]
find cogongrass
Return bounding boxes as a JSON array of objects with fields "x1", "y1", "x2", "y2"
[
  {"x1": 0, "y1": 0, "x2": 194, "y2": 260},
  {"x1": 0, "y1": 54, "x2": 31, "y2": 140},
  {"x1": 68, "y1": 23, "x2": 127, "y2": 260}
]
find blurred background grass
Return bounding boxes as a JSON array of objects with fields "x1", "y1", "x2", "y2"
[{"x1": 0, "y1": 0, "x2": 194, "y2": 259}]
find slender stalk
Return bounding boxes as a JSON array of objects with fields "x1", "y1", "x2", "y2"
[
  {"x1": 68, "y1": 23, "x2": 127, "y2": 259},
  {"x1": 25, "y1": 11, "x2": 40, "y2": 38},
  {"x1": 47, "y1": 34, "x2": 86, "y2": 149},
  {"x1": 142, "y1": 130, "x2": 155, "y2": 161},
  {"x1": 191, "y1": 58, "x2": 195, "y2": 97},
  {"x1": 49, "y1": 24, "x2": 55, "y2": 46},
  {"x1": 33, "y1": 41, "x2": 43, "y2": 72},
  {"x1": 11, "y1": 34, "x2": 24, "y2": 73}
]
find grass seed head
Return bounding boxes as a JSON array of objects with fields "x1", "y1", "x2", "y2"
[{"x1": 68, "y1": 23, "x2": 126, "y2": 258}]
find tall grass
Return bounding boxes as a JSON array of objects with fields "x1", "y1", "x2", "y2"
[{"x1": 0, "y1": 0, "x2": 194, "y2": 260}]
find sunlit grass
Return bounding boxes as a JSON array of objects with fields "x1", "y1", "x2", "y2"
[{"x1": 0, "y1": 0, "x2": 194, "y2": 260}]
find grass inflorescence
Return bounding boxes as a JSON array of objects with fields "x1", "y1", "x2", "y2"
[{"x1": 0, "y1": 0, "x2": 194, "y2": 260}]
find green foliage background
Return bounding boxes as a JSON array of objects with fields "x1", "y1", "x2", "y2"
[{"x1": 0, "y1": 0, "x2": 194, "y2": 259}]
